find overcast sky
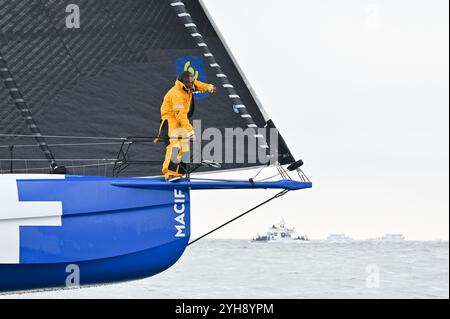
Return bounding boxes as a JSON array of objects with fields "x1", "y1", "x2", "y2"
[{"x1": 190, "y1": 0, "x2": 449, "y2": 240}]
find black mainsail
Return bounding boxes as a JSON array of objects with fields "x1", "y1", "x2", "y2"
[{"x1": 0, "y1": 0, "x2": 295, "y2": 176}]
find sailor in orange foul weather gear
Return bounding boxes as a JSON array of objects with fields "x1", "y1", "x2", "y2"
[{"x1": 156, "y1": 71, "x2": 216, "y2": 181}]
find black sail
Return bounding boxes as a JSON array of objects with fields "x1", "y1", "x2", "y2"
[{"x1": 0, "y1": 0, "x2": 295, "y2": 177}]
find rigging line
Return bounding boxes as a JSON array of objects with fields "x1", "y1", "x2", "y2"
[
  {"x1": 10, "y1": 162, "x2": 116, "y2": 173},
  {"x1": 0, "y1": 142, "x2": 125, "y2": 149},
  {"x1": 252, "y1": 165, "x2": 267, "y2": 180},
  {"x1": 276, "y1": 164, "x2": 291, "y2": 180},
  {"x1": 298, "y1": 169, "x2": 311, "y2": 183},
  {"x1": 189, "y1": 171, "x2": 286, "y2": 183},
  {"x1": 188, "y1": 177, "x2": 251, "y2": 183},
  {"x1": 2, "y1": 158, "x2": 117, "y2": 162},
  {"x1": 251, "y1": 165, "x2": 293, "y2": 182},
  {"x1": 0, "y1": 134, "x2": 127, "y2": 141},
  {"x1": 188, "y1": 190, "x2": 290, "y2": 246},
  {"x1": 257, "y1": 172, "x2": 286, "y2": 182},
  {"x1": 278, "y1": 168, "x2": 287, "y2": 180}
]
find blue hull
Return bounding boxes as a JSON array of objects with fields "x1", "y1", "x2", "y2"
[
  {"x1": 0, "y1": 175, "x2": 191, "y2": 292},
  {"x1": 0, "y1": 239, "x2": 187, "y2": 292},
  {"x1": 0, "y1": 174, "x2": 310, "y2": 293}
]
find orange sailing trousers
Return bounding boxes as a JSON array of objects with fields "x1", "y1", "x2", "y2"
[{"x1": 157, "y1": 119, "x2": 191, "y2": 180}]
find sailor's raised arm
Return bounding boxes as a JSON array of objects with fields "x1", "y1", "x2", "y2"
[{"x1": 194, "y1": 80, "x2": 216, "y2": 94}]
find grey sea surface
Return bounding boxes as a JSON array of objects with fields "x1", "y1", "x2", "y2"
[{"x1": 2, "y1": 240, "x2": 449, "y2": 299}]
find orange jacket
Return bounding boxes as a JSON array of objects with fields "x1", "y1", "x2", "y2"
[{"x1": 160, "y1": 80, "x2": 215, "y2": 133}]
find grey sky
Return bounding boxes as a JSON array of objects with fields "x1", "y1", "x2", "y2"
[{"x1": 190, "y1": 0, "x2": 449, "y2": 240}]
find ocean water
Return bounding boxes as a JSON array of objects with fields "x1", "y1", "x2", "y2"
[{"x1": 2, "y1": 240, "x2": 449, "y2": 299}]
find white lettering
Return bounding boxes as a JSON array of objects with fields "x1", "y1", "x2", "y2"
[
  {"x1": 175, "y1": 303, "x2": 209, "y2": 317},
  {"x1": 175, "y1": 213, "x2": 185, "y2": 226},
  {"x1": 173, "y1": 189, "x2": 186, "y2": 238},
  {"x1": 174, "y1": 189, "x2": 185, "y2": 199},
  {"x1": 175, "y1": 225, "x2": 186, "y2": 238},
  {"x1": 66, "y1": 4, "x2": 81, "y2": 29},
  {"x1": 174, "y1": 203, "x2": 185, "y2": 214},
  {"x1": 65, "y1": 264, "x2": 80, "y2": 288}
]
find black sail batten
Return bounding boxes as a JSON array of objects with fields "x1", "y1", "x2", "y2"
[
  {"x1": 0, "y1": 53, "x2": 58, "y2": 169},
  {"x1": 0, "y1": 0, "x2": 297, "y2": 177}
]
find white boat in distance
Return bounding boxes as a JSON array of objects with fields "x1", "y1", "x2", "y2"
[{"x1": 253, "y1": 219, "x2": 309, "y2": 242}]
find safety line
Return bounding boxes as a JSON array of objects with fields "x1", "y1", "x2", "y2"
[{"x1": 0, "y1": 133, "x2": 127, "y2": 141}]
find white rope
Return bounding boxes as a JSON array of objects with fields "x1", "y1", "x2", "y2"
[
  {"x1": 4, "y1": 162, "x2": 116, "y2": 173},
  {"x1": 0, "y1": 142, "x2": 124, "y2": 149},
  {"x1": 0, "y1": 133, "x2": 126, "y2": 141},
  {"x1": 1, "y1": 158, "x2": 116, "y2": 162}
]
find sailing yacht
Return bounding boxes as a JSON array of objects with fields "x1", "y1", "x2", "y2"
[{"x1": 0, "y1": 0, "x2": 311, "y2": 292}]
